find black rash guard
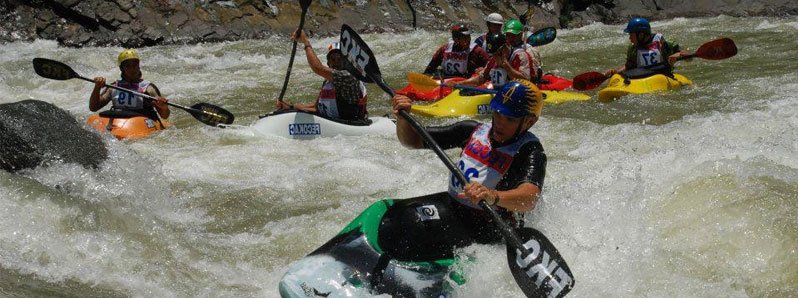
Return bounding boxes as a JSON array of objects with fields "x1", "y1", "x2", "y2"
[{"x1": 424, "y1": 120, "x2": 547, "y2": 190}]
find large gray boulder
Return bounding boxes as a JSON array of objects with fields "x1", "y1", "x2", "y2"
[{"x1": 0, "y1": 100, "x2": 107, "y2": 172}]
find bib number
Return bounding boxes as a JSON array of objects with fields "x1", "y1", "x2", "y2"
[
  {"x1": 450, "y1": 160, "x2": 480, "y2": 189},
  {"x1": 115, "y1": 92, "x2": 141, "y2": 108},
  {"x1": 640, "y1": 51, "x2": 660, "y2": 66},
  {"x1": 444, "y1": 61, "x2": 464, "y2": 75}
]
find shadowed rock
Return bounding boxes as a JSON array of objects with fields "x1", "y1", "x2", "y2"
[{"x1": 0, "y1": 100, "x2": 107, "y2": 172}]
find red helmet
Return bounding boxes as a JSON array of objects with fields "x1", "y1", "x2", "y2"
[{"x1": 451, "y1": 24, "x2": 471, "y2": 39}]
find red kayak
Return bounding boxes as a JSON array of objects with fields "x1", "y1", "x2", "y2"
[
  {"x1": 538, "y1": 74, "x2": 573, "y2": 91},
  {"x1": 396, "y1": 77, "x2": 468, "y2": 102}
]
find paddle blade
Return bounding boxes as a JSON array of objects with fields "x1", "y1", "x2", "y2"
[
  {"x1": 32, "y1": 58, "x2": 79, "y2": 81},
  {"x1": 572, "y1": 71, "x2": 608, "y2": 91},
  {"x1": 187, "y1": 103, "x2": 235, "y2": 126},
  {"x1": 527, "y1": 27, "x2": 557, "y2": 47},
  {"x1": 406, "y1": 72, "x2": 441, "y2": 92},
  {"x1": 507, "y1": 228, "x2": 575, "y2": 298},
  {"x1": 693, "y1": 38, "x2": 737, "y2": 60},
  {"x1": 340, "y1": 24, "x2": 382, "y2": 83}
]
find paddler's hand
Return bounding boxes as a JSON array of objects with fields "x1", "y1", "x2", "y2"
[
  {"x1": 391, "y1": 95, "x2": 412, "y2": 117},
  {"x1": 291, "y1": 29, "x2": 309, "y2": 45},
  {"x1": 604, "y1": 68, "x2": 617, "y2": 77},
  {"x1": 459, "y1": 182, "x2": 500, "y2": 206},
  {"x1": 275, "y1": 101, "x2": 293, "y2": 110},
  {"x1": 92, "y1": 77, "x2": 106, "y2": 90},
  {"x1": 153, "y1": 96, "x2": 169, "y2": 109}
]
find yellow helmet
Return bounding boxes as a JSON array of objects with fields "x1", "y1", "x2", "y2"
[{"x1": 117, "y1": 49, "x2": 140, "y2": 66}]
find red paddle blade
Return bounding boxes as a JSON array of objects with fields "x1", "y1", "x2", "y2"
[
  {"x1": 572, "y1": 71, "x2": 608, "y2": 91},
  {"x1": 694, "y1": 38, "x2": 737, "y2": 60}
]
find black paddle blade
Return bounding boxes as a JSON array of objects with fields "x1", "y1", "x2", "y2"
[
  {"x1": 528, "y1": 27, "x2": 557, "y2": 47},
  {"x1": 32, "y1": 58, "x2": 79, "y2": 81},
  {"x1": 573, "y1": 71, "x2": 608, "y2": 91},
  {"x1": 188, "y1": 103, "x2": 235, "y2": 126},
  {"x1": 507, "y1": 228, "x2": 575, "y2": 298},
  {"x1": 694, "y1": 38, "x2": 737, "y2": 60},
  {"x1": 340, "y1": 24, "x2": 382, "y2": 83},
  {"x1": 299, "y1": 0, "x2": 312, "y2": 10}
]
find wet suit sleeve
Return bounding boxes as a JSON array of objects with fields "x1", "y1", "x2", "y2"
[
  {"x1": 423, "y1": 45, "x2": 446, "y2": 75},
  {"x1": 496, "y1": 140, "x2": 546, "y2": 191},
  {"x1": 423, "y1": 120, "x2": 479, "y2": 150}
]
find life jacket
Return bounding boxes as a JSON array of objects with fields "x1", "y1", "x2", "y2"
[
  {"x1": 447, "y1": 123, "x2": 539, "y2": 211},
  {"x1": 315, "y1": 80, "x2": 368, "y2": 120},
  {"x1": 487, "y1": 44, "x2": 539, "y2": 88},
  {"x1": 441, "y1": 41, "x2": 477, "y2": 77},
  {"x1": 635, "y1": 33, "x2": 666, "y2": 68},
  {"x1": 110, "y1": 79, "x2": 160, "y2": 120}
]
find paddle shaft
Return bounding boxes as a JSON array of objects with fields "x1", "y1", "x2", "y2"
[
  {"x1": 277, "y1": 3, "x2": 310, "y2": 102},
  {"x1": 372, "y1": 75, "x2": 535, "y2": 261},
  {"x1": 75, "y1": 75, "x2": 211, "y2": 116}
]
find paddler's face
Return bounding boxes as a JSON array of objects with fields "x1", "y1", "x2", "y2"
[
  {"x1": 491, "y1": 112, "x2": 536, "y2": 143},
  {"x1": 327, "y1": 51, "x2": 344, "y2": 70},
  {"x1": 506, "y1": 32, "x2": 522, "y2": 47},
  {"x1": 454, "y1": 36, "x2": 470, "y2": 49},
  {"x1": 487, "y1": 23, "x2": 502, "y2": 34},
  {"x1": 120, "y1": 60, "x2": 142, "y2": 81}
]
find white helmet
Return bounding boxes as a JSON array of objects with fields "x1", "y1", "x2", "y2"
[{"x1": 485, "y1": 13, "x2": 504, "y2": 25}]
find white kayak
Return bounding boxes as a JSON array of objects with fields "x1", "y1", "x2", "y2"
[{"x1": 251, "y1": 111, "x2": 396, "y2": 139}]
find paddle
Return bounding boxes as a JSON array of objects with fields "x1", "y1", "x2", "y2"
[
  {"x1": 340, "y1": 24, "x2": 574, "y2": 297},
  {"x1": 276, "y1": 0, "x2": 313, "y2": 104},
  {"x1": 406, "y1": 0, "x2": 416, "y2": 29},
  {"x1": 572, "y1": 37, "x2": 738, "y2": 91},
  {"x1": 407, "y1": 71, "x2": 495, "y2": 94},
  {"x1": 32, "y1": 58, "x2": 234, "y2": 126},
  {"x1": 527, "y1": 27, "x2": 557, "y2": 47}
]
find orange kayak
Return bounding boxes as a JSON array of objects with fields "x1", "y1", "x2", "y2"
[{"x1": 87, "y1": 110, "x2": 169, "y2": 140}]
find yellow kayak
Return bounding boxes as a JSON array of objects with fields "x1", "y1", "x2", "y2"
[
  {"x1": 87, "y1": 110, "x2": 169, "y2": 140},
  {"x1": 598, "y1": 73, "x2": 692, "y2": 102},
  {"x1": 410, "y1": 89, "x2": 591, "y2": 118}
]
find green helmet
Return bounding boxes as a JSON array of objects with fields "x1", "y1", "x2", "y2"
[{"x1": 503, "y1": 19, "x2": 523, "y2": 35}]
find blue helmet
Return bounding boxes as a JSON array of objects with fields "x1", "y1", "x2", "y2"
[
  {"x1": 624, "y1": 17, "x2": 651, "y2": 34},
  {"x1": 490, "y1": 80, "x2": 543, "y2": 118}
]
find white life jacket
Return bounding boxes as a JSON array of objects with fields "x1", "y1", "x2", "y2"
[
  {"x1": 111, "y1": 80, "x2": 151, "y2": 110},
  {"x1": 442, "y1": 41, "x2": 477, "y2": 76},
  {"x1": 636, "y1": 33, "x2": 665, "y2": 67},
  {"x1": 447, "y1": 123, "x2": 539, "y2": 209},
  {"x1": 315, "y1": 80, "x2": 368, "y2": 119}
]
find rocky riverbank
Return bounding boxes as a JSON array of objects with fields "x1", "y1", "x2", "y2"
[{"x1": 2, "y1": 0, "x2": 797, "y2": 47}]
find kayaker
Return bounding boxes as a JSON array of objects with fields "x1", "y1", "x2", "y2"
[
  {"x1": 473, "y1": 13, "x2": 505, "y2": 54},
  {"x1": 90, "y1": 49, "x2": 170, "y2": 120},
  {"x1": 459, "y1": 19, "x2": 541, "y2": 88},
  {"x1": 422, "y1": 24, "x2": 490, "y2": 78},
  {"x1": 390, "y1": 79, "x2": 546, "y2": 245},
  {"x1": 604, "y1": 17, "x2": 689, "y2": 77},
  {"x1": 275, "y1": 29, "x2": 369, "y2": 122}
]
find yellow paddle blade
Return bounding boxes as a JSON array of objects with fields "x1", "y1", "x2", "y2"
[{"x1": 406, "y1": 72, "x2": 441, "y2": 92}]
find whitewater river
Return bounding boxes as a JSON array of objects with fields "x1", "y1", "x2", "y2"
[{"x1": 1, "y1": 16, "x2": 796, "y2": 297}]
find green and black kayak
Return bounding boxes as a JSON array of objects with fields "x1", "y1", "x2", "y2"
[{"x1": 278, "y1": 193, "x2": 574, "y2": 297}]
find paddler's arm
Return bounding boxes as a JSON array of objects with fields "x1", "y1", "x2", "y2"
[
  {"x1": 392, "y1": 94, "x2": 424, "y2": 148},
  {"x1": 423, "y1": 46, "x2": 445, "y2": 75},
  {"x1": 146, "y1": 83, "x2": 170, "y2": 119},
  {"x1": 461, "y1": 182, "x2": 540, "y2": 213},
  {"x1": 294, "y1": 30, "x2": 334, "y2": 81},
  {"x1": 89, "y1": 77, "x2": 111, "y2": 112}
]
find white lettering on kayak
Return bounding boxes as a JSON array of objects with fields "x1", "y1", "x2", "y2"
[
  {"x1": 515, "y1": 239, "x2": 571, "y2": 298},
  {"x1": 288, "y1": 123, "x2": 321, "y2": 136},
  {"x1": 340, "y1": 30, "x2": 369, "y2": 77},
  {"x1": 477, "y1": 104, "x2": 492, "y2": 115}
]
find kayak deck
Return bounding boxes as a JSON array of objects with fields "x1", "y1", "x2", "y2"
[{"x1": 598, "y1": 73, "x2": 693, "y2": 102}]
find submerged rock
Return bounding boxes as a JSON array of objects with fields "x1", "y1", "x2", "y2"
[{"x1": 0, "y1": 100, "x2": 107, "y2": 172}]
